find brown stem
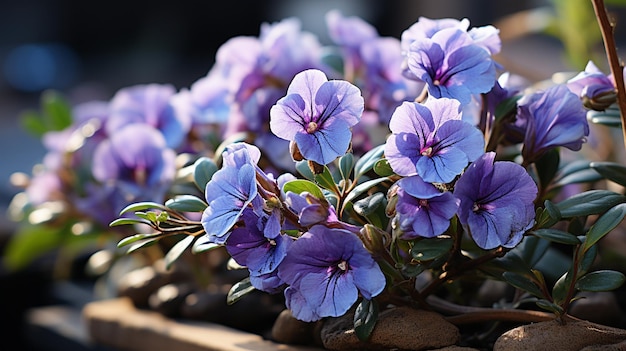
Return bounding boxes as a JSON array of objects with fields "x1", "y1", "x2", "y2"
[
  {"x1": 592, "y1": 0, "x2": 626, "y2": 149},
  {"x1": 427, "y1": 295, "x2": 555, "y2": 325}
]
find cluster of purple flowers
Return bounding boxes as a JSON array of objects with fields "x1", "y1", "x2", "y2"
[{"x1": 21, "y1": 11, "x2": 599, "y2": 323}]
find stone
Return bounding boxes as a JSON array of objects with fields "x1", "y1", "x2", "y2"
[
  {"x1": 494, "y1": 319, "x2": 626, "y2": 351},
  {"x1": 321, "y1": 306, "x2": 459, "y2": 351},
  {"x1": 148, "y1": 282, "x2": 196, "y2": 317},
  {"x1": 271, "y1": 309, "x2": 319, "y2": 345}
]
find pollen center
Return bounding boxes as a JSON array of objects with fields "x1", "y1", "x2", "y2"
[
  {"x1": 306, "y1": 121, "x2": 318, "y2": 134},
  {"x1": 338, "y1": 260, "x2": 348, "y2": 271},
  {"x1": 419, "y1": 199, "x2": 429, "y2": 208},
  {"x1": 421, "y1": 146, "x2": 433, "y2": 157},
  {"x1": 472, "y1": 202, "x2": 481, "y2": 212}
]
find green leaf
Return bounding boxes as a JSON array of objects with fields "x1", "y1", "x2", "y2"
[
  {"x1": 410, "y1": 237, "x2": 453, "y2": 262},
  {"x1": 109, "y1": 218, "x2": 152, "y2": 227},
  {"x1": 552, "y1": 169, "x2": 604, "y2": 189},
  {"x1": 590, "y1": 161, "x2": 626, "y2": 187},
  {"x1": 192, "y1": 236, "x2": 222, "y2": 254},
  {"x1": 345, "y1": 177, "x2": 391, "y2": 204},
  {"x1": 578, "y1": 242, "x2": 597, "y2": 276},
  {"x1": 495, "y1": 95, "x2": 521, "y2": 120},
  {"x1": 193, "y1": 157, "x2": 218, "y2": 191},
  {"x1": 2, "y1": 225, "x2": 65, "y2": 271},
  {"x1": 227, "y1": 277, "x2": 256, "y2": 305},
  {"x1": 20, "y1": 110, "x2": 48, "y2": 136},
  {"x1": 587, "y1": 108, "x2": 622, "y2": 127},
  {"x1": 338, "y1": 153, "x2": 354, "y2": 181},
  {"x1": 534, "y1": 148, "x2": 560, "y2": 190},
  {"x1": 552, "y1": 270, "x2": 572, "y2": 305},
  {"x1": 295, "y1": 160, "x2": 316, "y2": 181},
  {"x1": 41, "y1": 90, "x2": 72, "y2": 131},
  {"x1": 535, "y1": 299, "x2": 564, "y2": 315},
  {"x1": 314, "y1": 166, "x2": 338, "y2": 192},
  {"x1": 125, "y1": 237, "x2": 161, "y2": 254},
  {"x1": 583, "y1": 203, "x2": 626, "y2": 253},
  {"x1": 353, "y1": 192, "x2": 385, "y2": 217},
  {"x1": 119, "y1": 202, "x2": 168, "y2": 215},
  {"x1": 282, "y1": 179, "x2": 325, "y2": 200},
  {"x1": 373, "y1": 158, "x2": 394, "y2": 177},
  {"x1": 502, "y1": 271, "x2": 545, "y2": 298},
  {"x1": 354, "y1": 144, "x2": 385, "y2": 179},
  {"x1": 515, "y1": 235, "x2": 550, "y2": 268},
  {"x1": 555, "y1": 190, "x2": 626, "y2": 218},
  {"x1": 530, "y1": 229, "x2": 581, "y2": 245},
  {"x1": 354, "y1": 299, "x2": 379, "y2": 342},
  {"x1": 576, "y1": 270, "x2": 626, "y2": 292},
  {"x1": 164, "y1": 235, "x2": 194, "y2": 269},
  {"x1": 165, "y1": 195, "x2": 208, "y2": 212},
  {"x1": 117, "y1": 233, "x2": 164, "y2": 248}
]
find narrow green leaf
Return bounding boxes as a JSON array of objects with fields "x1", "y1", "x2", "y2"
[
  {"x1": 126, "y1": 237, "x2": 161, "y2": 254},
  {"x1": 119, "y1": 202, "x2": 168, "y2": 215},
  {"x1": 411, "y1": 237, "x2": 453, "y2": 262},
  {"x1": 502, "y1": 271, "x2": 544, "y2": 298},
  {"x1": 578, "y1": 243, "x2": 597, "y2": 276},
  {"x1": 530, "y1": 229, "x2": 581, "y2": 245},
  {"x1": 117, "y1": 232, "x2": 164, "y2": 248},
  {"x1": 165, "y1": 195, "x2": 208, "y2": 212},
  {"x1": 192, "y1": 236, "x2": 222, "y2": 254},
  {"x1": 556, "y1": 190, "x2": 626, "y2": 218},
  {"x1": 584, "y1": 203, "x2": 626, "y2": 252},
  {"x1": 576, "y1": 270, "x2": 626, "y2": 292},
  {"x1": 227, "y1": 277, "x2": 256, "y2": 305},
  {"x1": 345, "y1": 177, "x2": 391, "y2": 204},
  {"x1": 354, "y1": 299, "x2": 379, "y2": 342},
  {"x1": 590, "y1": 161, "x2": 626, "y2": 188},
  {"x1": 282, "y1": 179, "x2": 325, "y2": 200},
  {"x1": 164, "y1": 236, "x2": 194, "y2": 269},
  {"x1": 109, "y1": 218, "x2": 152, "y2": 227},
  {"x1": 354, "y1": 144, "x2": 385, "y2": 179},
  {"x1": 193, "y1": 157, "x2": 218, "y2": 191}
]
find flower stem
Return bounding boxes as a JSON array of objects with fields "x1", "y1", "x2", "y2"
[{"x1": 591, "y1": 0, "x2": 626, "y2": 149}]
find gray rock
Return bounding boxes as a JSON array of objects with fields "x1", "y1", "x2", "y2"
[{"x1": 569, "y1": 291, "x2": 623, "y2": 327}]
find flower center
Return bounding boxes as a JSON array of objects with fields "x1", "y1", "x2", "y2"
[
  {"x1": 419, "y1": 199, "x2": 429, "y2": 208},
  {"x1": 337, "y1": 260, "x2": 348, "y2": 271},
  {"x1": 306, "y1": 121, "x2": 318, "y2": 134},
  {"x1": 472, "y1": 202, "x2": 481, "y2": 212},
  {"x1": 433, "y1": 79, "x2": 441, "y2": 86},
  {"x1": 421, "y1": 146, "x2": 433, "y2": 157}
]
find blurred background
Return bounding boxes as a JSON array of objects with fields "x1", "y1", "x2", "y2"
[{"x1": 0, "y1": 0, "x2": 622, "y2": 349}]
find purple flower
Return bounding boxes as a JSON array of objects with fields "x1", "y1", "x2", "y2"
[
  {"x1": 395, "y1": 176, "x2": 459, "y2": 239},
  {"x1": 567, "y1": 61, "x2": 616, "y2": 110},
  {"x1": 270, "y1": 69, "x2": 364, "y2": 165},
  {"x1": 226, "y1": 210, "x2": 292, "y2": 293},
  {"x1": 90, "y1": 124, "x2": 177, "y2": 223},
  {"x1": 516, "y1": 84, "x2": 589, "y2": 164},
  {"x1": 454, "y1": 152, "x2": 537, "y2": 250},
  {"x1": 106, "y1": 84, "x2": 192, "y2": 149},
  {"x1": 201, "y1": 146, "x2": 264, "y2": 244},
  {"x1": 405, "y1": 27, "x2": 497, "y2": 105},
  {"x1": 277, "y1": 225, "x2": 385, "y2": 322},
  {"x1": 384, "y1": 97, "x2": 484, "y2": 183}
]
